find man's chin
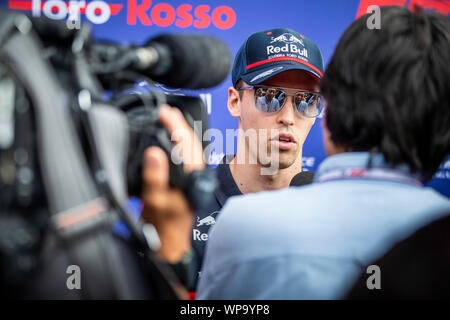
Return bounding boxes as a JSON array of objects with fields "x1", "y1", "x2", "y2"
[
  {"x1": 258, "y1": 151, "x2": 298, "y2": 170},
  {"x1": 277, "y1": 146, "x2": 298, "y2": 163},
  {"x1": 277, "y1": 158, "x2": 297, "y2": 170}
]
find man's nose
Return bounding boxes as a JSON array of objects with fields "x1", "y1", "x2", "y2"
[{"x1": 276, "y1": 96, "x2": 296, "y2": 126}]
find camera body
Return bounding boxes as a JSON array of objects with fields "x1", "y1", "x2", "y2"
[{"x1": 0, "y1": 11, "x2": 227, "y2": 298}]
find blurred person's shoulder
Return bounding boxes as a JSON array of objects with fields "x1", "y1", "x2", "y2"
[{"x1": 347, "y1": 211, "x2": 450, "y2": 299}]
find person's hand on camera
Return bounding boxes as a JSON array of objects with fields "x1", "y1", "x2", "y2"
[{"x1": 141, "y1": 104, "x2": 204, "y2": 263}]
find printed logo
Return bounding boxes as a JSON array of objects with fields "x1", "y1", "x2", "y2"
[
  {"x1": 270, "y1": 33, "x2": 304, "y2": 46},
  {"x1": 196, "y1": 211, "x2": 218, "y2": 227},
  {"x1": 266, "y1": 33, "x2": 308, "y2": 59},
  {"x1": 250, "y1": 66, "x2": 284, "y2": 83},
  {"x1": 302, "y1": 156, "x2": 315, "y2": 168},
  {"x1": 193, "y1": 211, "x2": 219, "y2": 241}
]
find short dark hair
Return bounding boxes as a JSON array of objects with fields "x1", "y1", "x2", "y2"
[
  {"x1": 235, "y1": 79, "x2": 245, "y2": 100},
  {"x1": 320, "y1": 6, "x2": 450, "y2": 181}
]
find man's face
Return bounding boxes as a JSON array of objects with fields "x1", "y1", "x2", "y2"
[
  {"x1": 238, "y1": 69, "x2": 319, "y2": 169},
  {"x1": 265, "y1": 88, "x2": 276, "y2": 102},
  {"x1": 294, "y1": 92, "x2": 304, "y2": 105}
]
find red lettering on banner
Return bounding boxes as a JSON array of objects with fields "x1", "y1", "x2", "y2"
[
  {"x1": 8, "y1": 1, "x2": 123, "y2": 15},
  {"x1": 408, "y1": 0, "x2": 450, "y2": 15},
  {"x1": 356, "y1": 0, "x2": 407, "y2": 18},
  {"x1": 126, "y1": 0, "x2": 236, "y2": 29},
  {"x1": 356, "y1": 0, "x2": 450, "y2": 18},
  {"x1": 128, "y1": 0, "x2": 152, "y2": 25},
  {"x1": 212, "y1": 6, "x2": 236, "y2": 29},
  {"x1": 151, "y1": 3, "x2": 176, "y2": 27},
  {"x1": 193, "y1": 5, "x2": 211, "y2": 28},
  {"x1": 8, "y1": 0, "x2": 235, "y2": 28},
  {"x1": 176, "y1": 4, "x2": 193, "y2": 28}
]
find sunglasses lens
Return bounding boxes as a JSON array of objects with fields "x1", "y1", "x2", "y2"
[
  {"x1": 294, "y1": 93, "x2": 323, "y2": 117},
  {"x1": 253, "y1": 87, "x2": 324, "y2": 117},
  {"x1": 254, "y1": 87, "x2": 284, "y2": 113}
]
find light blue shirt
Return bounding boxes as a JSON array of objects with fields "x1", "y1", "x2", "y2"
[
  {"x1": 256, "y1": 96, "x2": 280, "y2": 112},
  {"x1": 196, "y1": 152, "x2": 450, "y2": 299}
]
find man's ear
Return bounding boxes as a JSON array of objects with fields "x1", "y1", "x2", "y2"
[{"x1": 227, "y1": 86, "x2": 241, "y2": 118}]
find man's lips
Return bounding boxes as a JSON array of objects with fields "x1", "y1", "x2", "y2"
[{"x1": 270, "y1": 133, "x2": 296, "y2": 151}]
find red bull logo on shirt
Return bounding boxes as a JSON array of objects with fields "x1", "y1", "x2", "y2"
[
  {"x1": 193, "y1": 211, "x2": 218, "y2": 241},
  {"x1": 196, "y1": 214, "x2": 216, "y2": 227}
]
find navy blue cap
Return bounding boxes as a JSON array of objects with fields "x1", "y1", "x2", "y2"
[{"x1": 232, "y1": 28, "x2": 324, "y2": 88}]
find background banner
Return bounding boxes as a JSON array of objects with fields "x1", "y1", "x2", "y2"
[{"x1": 3, "y1": 0, "x2": 450, "y2": 197}]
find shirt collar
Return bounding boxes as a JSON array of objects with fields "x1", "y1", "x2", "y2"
[{"x1": 214, "y1": 156, "x2": 242, "y2": 207}]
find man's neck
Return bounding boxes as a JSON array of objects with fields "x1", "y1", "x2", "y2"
[{"x1": 229, "y1": 152, "x2": 302, "y2": 194}]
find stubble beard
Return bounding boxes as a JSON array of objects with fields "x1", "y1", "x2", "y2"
[{"x1": 257, "y1": 140, "x2": 299, "y2": 170}]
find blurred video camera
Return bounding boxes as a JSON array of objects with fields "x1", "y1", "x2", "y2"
[{"x1": 0, "y1": 10, "x2": 230, "y2": 299}]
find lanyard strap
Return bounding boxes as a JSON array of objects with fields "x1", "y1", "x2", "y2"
[{"x1": 317, "y1": 167, "x2": 423, "y2": 187}]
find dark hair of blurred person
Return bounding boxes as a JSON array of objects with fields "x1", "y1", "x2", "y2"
[{"x1": 320, "y1": 5, "x2": 450, "y2": 181}]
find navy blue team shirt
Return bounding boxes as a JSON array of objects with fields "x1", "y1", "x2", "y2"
[{"x1": 190, "y1": 156, "x2": 242, "y2": 290}]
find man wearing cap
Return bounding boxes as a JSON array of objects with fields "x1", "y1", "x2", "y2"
[
  {"x1": 190, "y1": 28, "x2": 324, "y2": 291},
  {"x1": 196, "y1": 7, "x2": 450, "y2": 299}
]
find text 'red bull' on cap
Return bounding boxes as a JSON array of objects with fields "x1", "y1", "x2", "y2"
[{"x1": 232, "y1": 28, "x2": 324, "y2": 87}]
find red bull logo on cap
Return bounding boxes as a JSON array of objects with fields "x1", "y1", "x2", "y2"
[
  {"x1": 266, "y1": 33, "x2": 308, "y2": 59},
  {"x1": 270, "y1": 33, "x2": 305, "y2": 46}
]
